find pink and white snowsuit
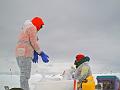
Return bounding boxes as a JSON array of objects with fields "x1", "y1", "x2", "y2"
[
  {"x1": 15, "y1": 20, "x2": 41, "y2": 90},
  {"x1": 15, "y1": 20, "x2": 41, "y2": 58}
]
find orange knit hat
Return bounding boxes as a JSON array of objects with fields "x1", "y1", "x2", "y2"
[{"x1": 31, "y1": 17, "x2": 44, "y2": 31}]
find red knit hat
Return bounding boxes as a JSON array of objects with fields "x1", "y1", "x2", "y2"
[
  {"x1": 76, "y1": 53, "x2": 85, "y2": 62},
  {"x1": 31, "y1": 17, "x2": 44, "y2": 31}
]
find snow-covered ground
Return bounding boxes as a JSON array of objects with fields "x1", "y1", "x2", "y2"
[
  {"x1": 0, "y1": 73, "x2": 120, "y2": 90},
  {"x1": 0, "y1": 62, "x2": 120, "y2": 90}
]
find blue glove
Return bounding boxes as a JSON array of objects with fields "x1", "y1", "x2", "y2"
[
  {"x1": 40, "y1": 51, "x2": 49, "y2": 63},
  {"x1": 32, "y1": 50, "x2": 38, "y2": 63}
]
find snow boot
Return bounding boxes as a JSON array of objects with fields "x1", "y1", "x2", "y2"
[{"x1": 4, "y1": 86, "x2": 24, "y2": 90}]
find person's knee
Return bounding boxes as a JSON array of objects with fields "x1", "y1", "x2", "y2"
[
  {"x1": 20, "y1": 76, "x2": 26, "y2": 82},
  {"x1": 21, "y1": 70, "x2": 30, "y2": 79}
]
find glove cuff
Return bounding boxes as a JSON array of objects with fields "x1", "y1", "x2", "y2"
[{"x1": 39, "y1": 51, "x2": 43, "y2": 55}]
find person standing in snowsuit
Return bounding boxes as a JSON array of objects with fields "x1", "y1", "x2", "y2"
[
  {"x1": 15, "y1": 17, "x2": 49, "y2": 90},
  {"x1": 73, "y1": 53, "x2": 95, "y2": 90}
]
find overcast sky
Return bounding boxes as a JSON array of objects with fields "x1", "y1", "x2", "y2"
[{"x1": 0, "y1": 0, "x2": 120, "y2": 73}]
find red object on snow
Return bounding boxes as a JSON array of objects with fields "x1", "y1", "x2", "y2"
[{"x1": 73, "y1": 80, "x2": 77, "y2": 90}]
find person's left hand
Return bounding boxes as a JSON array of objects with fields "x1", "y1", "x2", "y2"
[{"x1": 32, "y1": 50, "x2": 38, "y2": 63}]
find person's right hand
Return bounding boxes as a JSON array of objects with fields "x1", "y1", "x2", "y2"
[{"x1": 39, "y1": 51, "x2": 49, "y2": 63}]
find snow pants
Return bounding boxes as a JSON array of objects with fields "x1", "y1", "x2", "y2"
[
  {"x1": 16, "y1": 57, "x2": 32, "y2": 90},
  {"x1": 82, "y1": 76, "x2": 95, "y2": 90},
  {"x1": 76, "y1": 76, "x2": 95, "y2": 90}
]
